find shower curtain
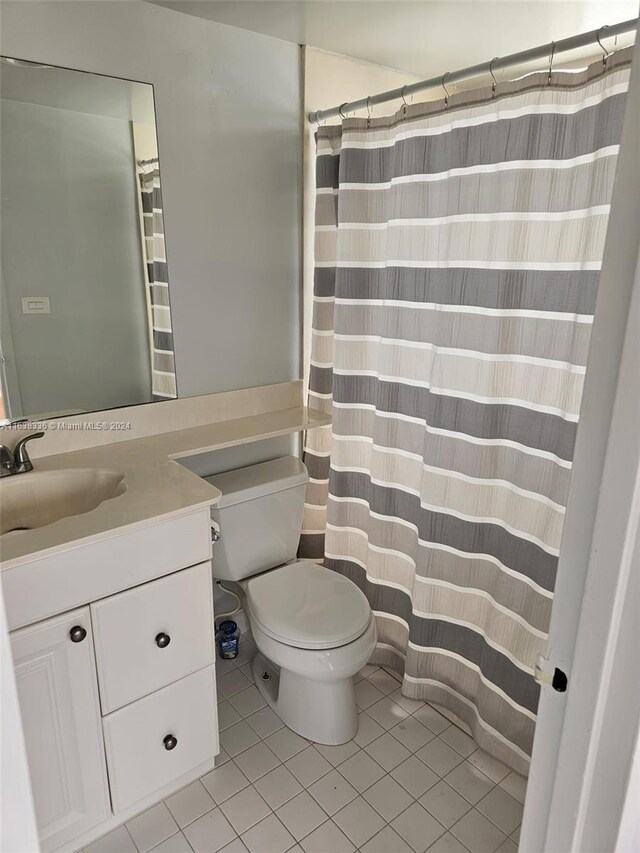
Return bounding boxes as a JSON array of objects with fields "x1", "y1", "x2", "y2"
[
  {"x1": 138, "y1": 160, "x2": 177, "y2": 399},
  {"x1": 301, "y1": 48, "x2": 632, "y2": 774}
]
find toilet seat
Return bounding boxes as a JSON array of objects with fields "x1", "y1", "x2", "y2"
[{"x1": 246, "y1": 561, "x2": 371, "y2": 650}]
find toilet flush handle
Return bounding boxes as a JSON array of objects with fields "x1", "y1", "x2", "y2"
[{"x1": 211, "y1": 522, "x2": 221, "y2": 543}]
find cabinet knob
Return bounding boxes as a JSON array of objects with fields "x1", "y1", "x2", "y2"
[
  {"x1": 163, "y1": 734, "x2": 178, "y2": 751},
  {"x1": 155, "y1": 632, "x2": 171, "y2": 649},
  {"x1": 69, "y1": 625, "x2": 87, "y2": 643}
]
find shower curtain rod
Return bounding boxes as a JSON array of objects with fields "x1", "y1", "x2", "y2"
[{"x1": 308, "y1": 17, "x2": 638, "y2": 124}]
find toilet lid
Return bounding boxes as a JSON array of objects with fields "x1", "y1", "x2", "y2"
[{"x1": 246, "y1": 561, "x2": 372, "y2": 650}]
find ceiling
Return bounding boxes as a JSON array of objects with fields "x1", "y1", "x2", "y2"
[{"x1": 148, "y1": 1, "x2": 638, "y2": 78}]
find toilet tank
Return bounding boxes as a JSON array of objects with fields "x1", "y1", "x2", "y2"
[{"x1": 206, "y1": 456, "x2": 309, "y2": 582}]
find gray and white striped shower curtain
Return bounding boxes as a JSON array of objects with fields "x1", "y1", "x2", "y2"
[
  {"x1": 301, "y1": 49, "x2": 632, "y2": 774},
  {"x1": 138, "y1": 161, "x2": 177, "y2": 399}
]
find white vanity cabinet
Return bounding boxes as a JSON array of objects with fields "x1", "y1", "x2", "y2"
[
  {"x1": 10, "y1": 608, "x2": 111, "y2": 852},
  {"x1": 5, "y1": 507, "x2": 219, "y2": 853}
]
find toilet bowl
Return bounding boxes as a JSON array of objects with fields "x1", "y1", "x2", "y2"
[
  {"x1": 205, "y1": 457, "x2": 376, "y2": 745},
  {"x1": 244, "y1": 560, "x2": 377, "y2": 744}
]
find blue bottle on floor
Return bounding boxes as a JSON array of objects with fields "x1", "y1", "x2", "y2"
[{"x1": 217, "y1": 620, "x2": 239, "y2": 659}]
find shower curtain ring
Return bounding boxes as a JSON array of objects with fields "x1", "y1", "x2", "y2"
[
  {"x1": 338, "y1": 102, "x2": 348, "y2": 120},
  {"x1": 401, "y1": 85, "x2": 409, "y2": 119},
  {"x1": 548, "y1": 41, "x2": 556, "y2": 85},
  {"x1": 489, "y1": 57, "x2": 499, "y2": 98},
  {"x1": 596, "y1": 25, "x2": 612, "y2": 68},
  {"x1": 366, "y1": 96, "x2": 372, "y2": 128},
  {"x1": 441, "y1": 72, "x2": 451, "y2": 108}
]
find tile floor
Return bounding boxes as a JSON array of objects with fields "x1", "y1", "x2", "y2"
[{"x1": 84, "y1": 636, "x2": 526, "y2": 853}]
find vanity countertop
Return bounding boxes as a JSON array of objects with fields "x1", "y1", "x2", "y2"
[{"x1": 0, "y1": 405, "x2": 329, "y2": 569}]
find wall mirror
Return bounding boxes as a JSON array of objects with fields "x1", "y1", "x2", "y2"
[{"x1": 0, "y1": 58, "x2": 176, "y2": 423}]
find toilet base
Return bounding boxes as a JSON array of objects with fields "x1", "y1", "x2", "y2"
[{"x1": 252, "y1": 652, "x2": 358, "y2": 745}]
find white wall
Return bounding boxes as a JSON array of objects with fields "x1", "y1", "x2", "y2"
[{"x1": 0, "y1": 0, "x2": 302, "y2": 400}]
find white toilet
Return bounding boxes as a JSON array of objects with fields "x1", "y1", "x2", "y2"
[{"x1": 206, "y1": 457, "x2": 377, "y2": 745}]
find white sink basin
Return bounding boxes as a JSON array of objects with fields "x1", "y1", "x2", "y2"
[{"x1": 0, "y1": 468, "x2": 126, "y2": 535}]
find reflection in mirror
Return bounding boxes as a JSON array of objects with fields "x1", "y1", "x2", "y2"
[{"x1": 0, "y1": 58, "x2": 177, "y2": 423}]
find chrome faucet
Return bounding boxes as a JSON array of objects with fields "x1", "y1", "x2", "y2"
[{"x1": 0, "y1": 432, "x2": 45, "y2": 477}]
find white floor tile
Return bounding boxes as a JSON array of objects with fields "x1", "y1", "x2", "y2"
[
  {"x1": 218, "y1": 840, "x2": 249, "y2": 853},
  {"x1": 499, "y1": 771, "x2": 527, "y2": 806},
  {"x1": 425, "y1": 831, "x2": 470, "y2": 853},
  {"x1": 275, "y1": 791, "x2": 327, "y2": 841},
  {"x1": 391, "y1": 801, "x2": 447, "y2": 852},
  {"x1": 264, "y1": 727, "x2": 309, "y2": 761},
  {"x1": 85, "y1": 826, "x2": 137, "y2": 853},
  {"x1": 164, "y1": 781, "x2": 215, "y2": 828},
  {"x1": 495, "y1": 838, "x2": 518, "y2": 853},
  {"x1": 233, "y1": 640, "x2": 258, "y2": 669},
  {"x1": 228, "y1": 686, "x2": 266, "y2": 718},
  {"x1": 285, "y1": 745, "x2": 332, "y2": 787},
  {"x1": 253, "y1": 764, "x2": 303, "y2": 810},
  {"x1": 367, "y1": 696, "x2": 410, "y2": 730},
  {"x1": 219, "y1": 786, "x2": 271, "y2": 835},
  {"x1": 333, "y1": 796, "x2": 385, "y2": 847},
  {"x1": 417, "y1": 739, "x2": 464, "y2": 778},
  {"x1": 239, "y1": 663, "x2": 254, "y2": 683},
  {"x1": 240, "y1": 814, "x2": 295, "y2": 853},
  {"x1": 440, "y1": 726, "x2": 477, "y2": 758},
  {"x1": 391, "y1": 717, "x2": 436, "y2": 753},
  {"x1": 381, "y1": 666, "x2": 403, "y2": 684},
  {"x1": 314, "y1": 739, "x2": 359, "y2": 767},
  {"x1": 360, "y1": 824, "x2": 414, "y2": 853},
  {"x1": 476, "y1": 787, "x2": 523, "y2": 835},
  {"x1": 389, "y1": 689, "x2": 427, "y2": 715},
  {"x1": 300, "y1": 819, "x2": 356, "y2": 853},
  {"x1": 308, "y1": 769, "x2": 358, "y2": 816},
  {"x1": 358, "y1": 665, "x2": 380, "y2": 680},
  {"x1": 245, "y1": 706, "x2": 285, "y2": 739},
  {"x1": 450, "y1": 808, "x2": 507, "y2": 853},
  {"x1": 127, "y1": 803, "x2": 179, "y2": 853},
  {"x1": 436, "y1": 709, "x2": 472, "y2": 735},
  {"x1": 353, "y1": 712, "x2": 386, "y2": 748},
  {"x1": 391, "y1": 756, "x2": 439, "y2": 799},
  {"x1": 355, "y1": 679, "x2": 385, "y2": 710},
  {"x1": 234, "y1": 742, "x2": 281, "y2": 782},
  {"x1": 413, "y1": 705, "x2": 451, "y2": 736},
  {"x1": 362, "y1": 775, "x2": 413, "y2": 822},
  {"x1": 215, "y1": 748, "x2": 231, "y2": 767},
  {"x1": 467, "y1": 751, "x2": 510, "y2": 784},
  {"x1": 217, "y1": 670, "x2": 252, "y2": 699},
  {"x1": 149, "y1": 831, "x2": 191, "y2": 853},
  {"x1": 336, "y1": 750, "x2": 385, "y2": 792},
  {"x1": 201, "y1": 762, "x2": 249, "y2": 805},
  {"x1": 365, "y1": 732, "x2": 412, "y2": 771},
  {"x1": 86, "y1": 665, "x2": 532, "y2": 853},
  {"x1": 218, "y1": 700, "x2": 242, "y2": 732},
  {"x1": 419, "y1": 780, "x2": 471, "y2": 829},
  {"x1": 183, "y1": 808, "x2": 238, "y2": 853},
  {"x1": 219, "y1": 721, "x2": 261, "y2": 758},
  {"x1": 445, "y1": 761, "x2": 495, "y2": 806},
  {"x1": 366, "y1": 668, "x2": 402, "y2": 695}
]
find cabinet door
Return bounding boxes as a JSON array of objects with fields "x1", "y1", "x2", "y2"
[{"x1": 11, "y1": 607, "x2": 110, "y2": 853}]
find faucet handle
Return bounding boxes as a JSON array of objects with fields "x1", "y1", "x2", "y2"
[{"x1": 13, "y1": 431, "x2": 45, "y2": 473}]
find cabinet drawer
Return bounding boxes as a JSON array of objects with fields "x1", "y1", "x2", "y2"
[
  {"x1": 91, "y1": 562, "x2": 215, "y2": 713},
  {"x1": 103, "y1": 666, "x2": 218, "y2": 813}
]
